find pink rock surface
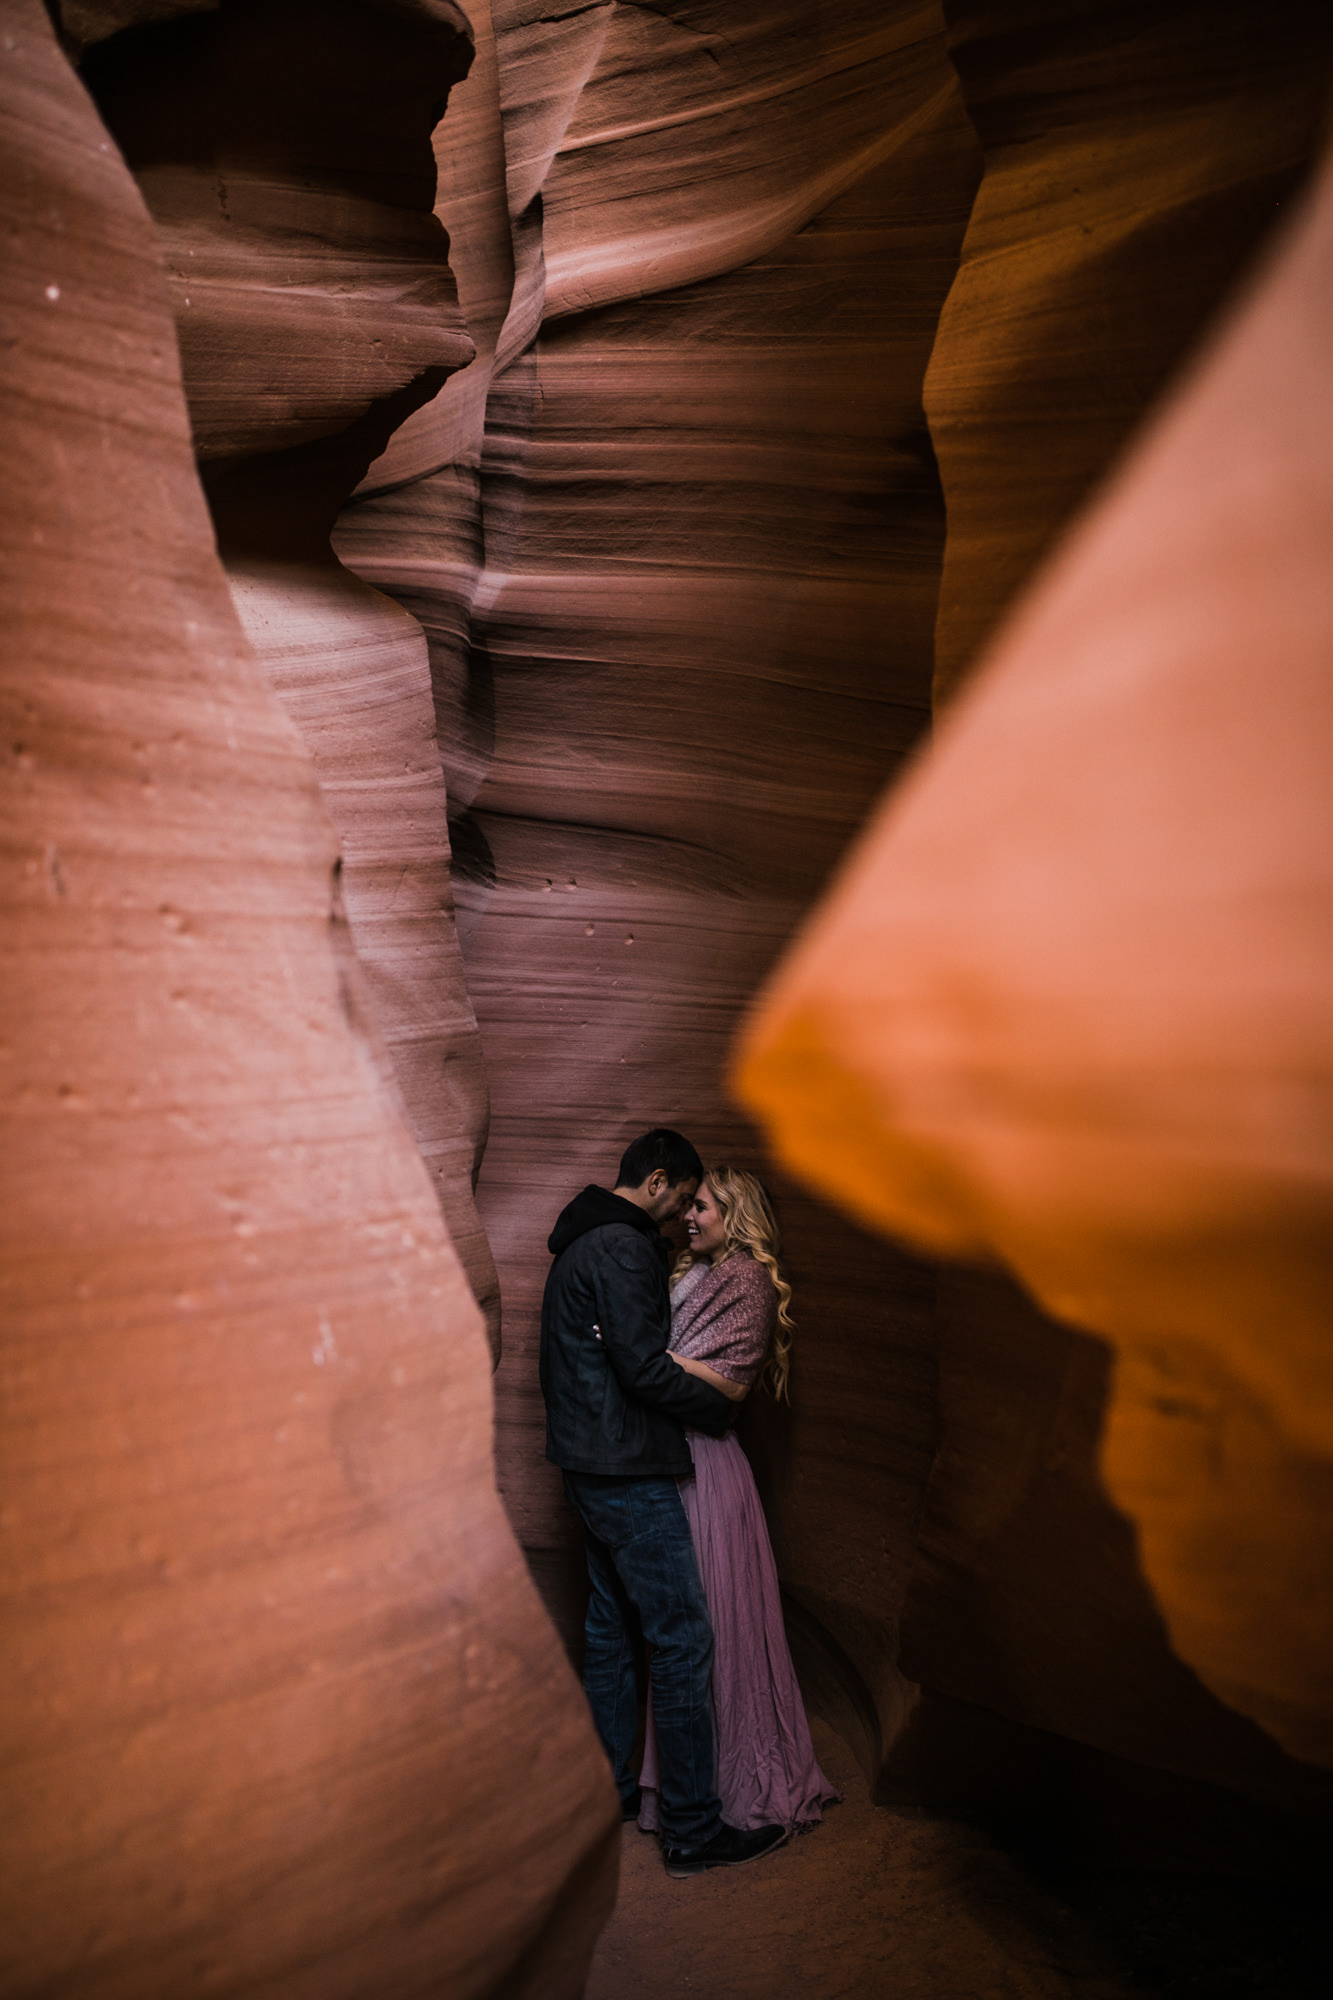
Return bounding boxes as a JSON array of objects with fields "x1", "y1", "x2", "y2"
[
  {"x1": 85, "y1": 0, "x2": 501, "y2": 1348},
  {"x1": 1, "y1": 2, "x2": 612, "y2": 1989},
  {"x1": 347, "y1": 0, "x2": 1333, "y2": 1842},
  {"x1": 222, "y1": 559, "x2": 500, "y2": 1344},
  {"x1": 338, "y1": 0, "x2": 980, "y2": 1738}
]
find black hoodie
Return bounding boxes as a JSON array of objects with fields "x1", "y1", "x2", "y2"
[{"x1": 540, "y1": 1185, "x2": 733, "y2": 1476}]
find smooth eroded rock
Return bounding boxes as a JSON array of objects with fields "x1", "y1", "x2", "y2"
[
  {"x1": 85, "y1": 0, "x2": 501, "y2": 1349},
  {"x1": 338, "y1": 1, "x2": 981, "y2": 1747},
  {"x1": 0, "y1": 4, "x2": 612, "y2": 1988}
]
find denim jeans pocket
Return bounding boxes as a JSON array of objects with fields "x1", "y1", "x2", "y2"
[{"x1": 564, "y1": 1470, "x2": 634, "y2": 1550}]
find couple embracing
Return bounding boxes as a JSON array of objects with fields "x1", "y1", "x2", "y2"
[{"x1": 540, "y1": 1128, "x2": 838, "y2": 1879}]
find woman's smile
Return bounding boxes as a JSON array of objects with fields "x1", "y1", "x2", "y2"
[{"x1": 686, "y1": 1180, "x2": 728, "y2": 1261}]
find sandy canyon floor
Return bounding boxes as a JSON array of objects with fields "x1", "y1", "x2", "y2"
[{"x1": 585, "y1": 1722, "x2": 1330, "y2": 1999}]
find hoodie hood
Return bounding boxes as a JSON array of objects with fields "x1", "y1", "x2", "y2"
[{"x1": 547, "y1": 1185, "x2": 661, "y2": 1258}]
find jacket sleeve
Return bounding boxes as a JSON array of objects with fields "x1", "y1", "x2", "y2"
[{"x1": 593, "y1": 1230, "x2": 734, "y2": 1438}]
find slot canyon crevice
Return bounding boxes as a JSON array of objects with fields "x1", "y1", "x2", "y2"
[{"x1": 3, "y1": 1, "x2": 1332, "y2": 1994}]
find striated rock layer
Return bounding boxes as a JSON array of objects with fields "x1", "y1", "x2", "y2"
[
  {"x1": 929, "y1": 0, "x2": 1333, "y2": 705},
  {"x1": 349, "y1": 0, "x2": 1333, "y2": 1858},
  {"x1": 82, "y1": 0, "x2": 501, "y2": 1351},
  {"x1": 739, "y1": 34, "x2": 1333, "y2": 1832},
  {"x1": 1, "y1": 1, "x2": 612, "y2": 1992},
  {"x1": 338, "y1": 0, "x2": 981, "y2": 1751},
  {"x1": 891, "y1": 0, "x2": 1333, "y2": 1826},
  {"x1": 11, "y1": 8, "x2": 1333, "y2": 1988}
]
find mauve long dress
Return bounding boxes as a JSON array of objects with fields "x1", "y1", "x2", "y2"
[{"x1": 638, "y1": 1254, "x2": 840, "y2": 1834}]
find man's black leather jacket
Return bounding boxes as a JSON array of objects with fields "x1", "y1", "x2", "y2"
[{"x1": 540, "y1": 1185, "x2": 733, "y2": 1475}]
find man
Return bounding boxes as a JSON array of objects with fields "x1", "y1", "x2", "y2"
[{"x1": 541, "y1": 1128, "x2": 787, "y2": 1877}]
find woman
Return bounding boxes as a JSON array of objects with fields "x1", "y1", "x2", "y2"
[{"x1": 638, "y1": 1166, "x2": 840, "y2": 1835}]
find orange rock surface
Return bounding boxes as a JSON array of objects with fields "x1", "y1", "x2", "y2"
[
  {"x1": 929, "y1": 0, "x2": 1333, "y2": 703},
  {"x1": 738, "y1": 128, "x2": 1333, "y2": 1775}
]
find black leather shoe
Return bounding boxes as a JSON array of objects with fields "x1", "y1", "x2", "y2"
[
  {"x1": 663, "y1": 1821, "x2": 787, "y2": 1878},
  {"x1": 620, "y1": 1787, "x2": 643, "y2": 1822}
]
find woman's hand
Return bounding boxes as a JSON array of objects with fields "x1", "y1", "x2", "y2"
[{"x1": 667, "y1": 1350, "x2": 748, "y2": 1403}]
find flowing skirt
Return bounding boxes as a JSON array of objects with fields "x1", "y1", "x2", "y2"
[{"x1": 639, "y1": 1429, "x2": 840, "y2": 1833}]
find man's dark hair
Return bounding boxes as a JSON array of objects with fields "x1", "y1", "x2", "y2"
[{"x1": 616, "y1": 1128, "x2": 703, "y2": 1190}]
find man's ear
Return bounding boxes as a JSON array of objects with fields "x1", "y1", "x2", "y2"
[{"x1": 646, "y1": 1168, "x2": 668, "y2": 1197}]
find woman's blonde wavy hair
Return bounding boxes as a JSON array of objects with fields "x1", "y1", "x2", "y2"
[{"x1": 674, "y1": 1164, "x2": 794, "y2": 1401}]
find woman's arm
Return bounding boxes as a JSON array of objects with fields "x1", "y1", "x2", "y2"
[
  {"x1": 589, "y1": 1240, "x2": 734, "y2": 1436},
  {"x1": 668, "y1": 1350, "x2": 748, "y2": 1403}
]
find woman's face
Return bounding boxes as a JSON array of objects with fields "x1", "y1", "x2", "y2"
[{"x1": 685, "y1": 1181, "x2": 728, "y2": 1262}]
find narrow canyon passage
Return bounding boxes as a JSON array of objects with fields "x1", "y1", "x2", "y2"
[{"x1": 3, "y1": 2, "x2": 1333, "y2": 1995}]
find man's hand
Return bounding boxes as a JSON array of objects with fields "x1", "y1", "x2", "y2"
[{"x1": 668, "y1": 1351, "x2": 747, "y2": 1403}]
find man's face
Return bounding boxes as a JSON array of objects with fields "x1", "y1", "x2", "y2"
[{"x1": 646, "y1": 1173, "x2": 698, "y2": 1226}]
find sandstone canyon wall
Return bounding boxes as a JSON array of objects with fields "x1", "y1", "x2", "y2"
[
  {"x1": 738, "y1": 0, "x2": 1333, "y2": 1852},
  {"x1": 336, "y1": 0, "x2": 983, "y2": 1758},
  {"x1": 7, "y1": 0, "x2": 1333, "y2": 1992},
  {"x1": 929, "y1": 0, "x2": 1333, "y2": 704},
  {"x1": 892, "y1": 0, "x2": 1333, "y2": 1853},
  {"x1": 80, "y1": 0, "x2": 502, "y2": 1352},
  {"x1": 342, "y1": 0, "x2": 1333, "y2": 1865},
  {"x1": 2, "y1": 2, "x2": 612, "y2": 1993}
]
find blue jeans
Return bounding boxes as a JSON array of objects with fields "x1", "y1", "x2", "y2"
[{"x1": 563, "y1": 1471, "x2": 721, "y2": 1848}]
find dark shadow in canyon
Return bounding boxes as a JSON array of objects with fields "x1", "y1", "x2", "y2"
[{"x1": 887, "y1": 1269, "x2": 1333, "y2": 1850}]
